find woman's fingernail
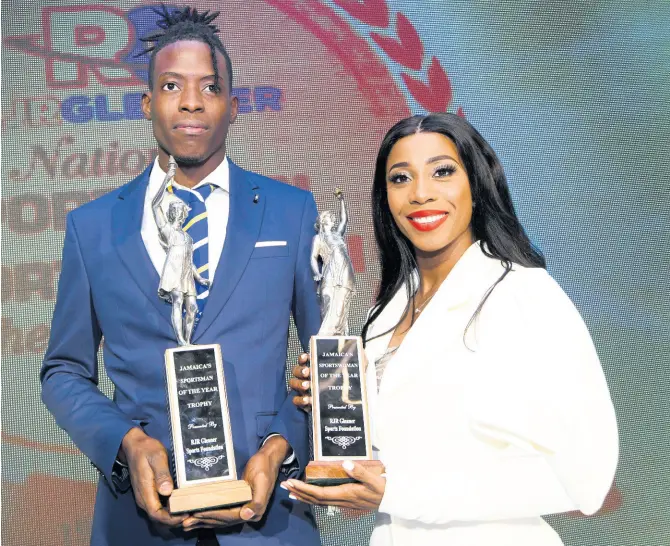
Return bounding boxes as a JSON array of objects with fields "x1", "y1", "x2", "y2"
[
  {"x1": 342, "y1": 460, "x2": 354, "y2": 471},
  {"x1": 302, "y1": 381, "x2": 310, "y2": 389},
  {"x1": 302, "y1": 367, "x2": 309, "y2": 377},
  {"x1": 289, "y1": 494, "x2": 297, "y2": 500},
  {"x1": 303, "y1": 396, "x2": 310, "y2": 405}
]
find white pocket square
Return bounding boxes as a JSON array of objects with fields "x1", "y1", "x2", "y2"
[{"x1": 255, "y1": 241, "x2": 287, "y2": 247}]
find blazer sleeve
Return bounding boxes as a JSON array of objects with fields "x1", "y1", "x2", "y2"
[
  {"x1": 40, "y1": 213, "x2": 137, "y2": 489},
  {"x1": 378, "y1": 268, "x2": 619, "y2": 524},
  {"x1": 261, "y1": 193, "x2": 320, "y2": 475}
]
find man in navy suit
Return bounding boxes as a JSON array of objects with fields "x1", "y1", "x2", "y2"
[{"x1": 41, "y1": 7, "x2": 321, "y2": 545}]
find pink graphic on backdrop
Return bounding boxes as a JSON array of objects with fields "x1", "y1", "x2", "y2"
[
  {"x1": 4, "y1": 1, "x2": 460, "y2": 113},
  {"x1": 11, "y1": 5, "x2": 145, "y2": 88}
]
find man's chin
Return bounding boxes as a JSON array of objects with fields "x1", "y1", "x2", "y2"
[{"x1": 173, "y1": 155, "x2": 205, "y2": 167}]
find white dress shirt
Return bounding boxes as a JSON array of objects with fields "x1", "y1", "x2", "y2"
[
  {"x1": 141, "y1": 157, "x2": 230, "y2": 280},
  {"x1": 364, "y1": 242, "x2": 619, "y2": 546}
]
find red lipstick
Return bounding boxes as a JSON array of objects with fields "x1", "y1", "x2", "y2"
[{"x1": 406, "y1": 210, "x2": 448, "y2": 232}]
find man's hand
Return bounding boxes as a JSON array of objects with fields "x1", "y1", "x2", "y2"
[
  {"x1": 181, "y1": 505, "x2": 243, "y2": 532},
  {"x1": 290, "y1": 353, "x2": 312, "y2": 412},
  {"x1": 121, "y1": 427, "x2": 187, "y2": 527},
  {"x1": 181, "y1": 435, "x2": 290, "y2": 531},
  {"x1": 239, "y1": 435, "x2": 289, "y2": 521},
  {"x1": 281, "y1": 461, "x2": 385, "y2": 511}
]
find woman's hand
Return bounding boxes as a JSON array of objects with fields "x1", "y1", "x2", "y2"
[
  {"x1": 290, "y1": 353, "x2": 312, "y2": 412},
  {"x1": 280, "y1": 461, "x2": 385, "y2": 511}
]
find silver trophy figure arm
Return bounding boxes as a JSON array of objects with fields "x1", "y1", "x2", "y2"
[
  {"x1": 310, "y1": 235, "x2": 323, "y2": 282},
  {"x1": 192, "y1": 264, "x2": 211, "y2": 288},
  {"x1": 152, "y1": 156, "x2": 177, "y2": 242},
  {"x1": 335, "y1": 188, "x2": 347, "y2": 237}
]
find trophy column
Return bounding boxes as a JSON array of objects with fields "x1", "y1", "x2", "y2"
[
  {"x1": 306, "y1": 190, "x2": 383, "y2": 485},
  {"x1": 165, "y1": 345, "x2": 252, "y2": 513},
  {"x1": 153, "y1": 156, "x2": 252, "y2": 513}
]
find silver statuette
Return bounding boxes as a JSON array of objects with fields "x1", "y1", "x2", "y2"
[
  {"x1": 152, "y1": 156, "x2": 211, "y2": 346},
  {"x1": 311, "y1": 189, "x2": 355, "y2": 336}
]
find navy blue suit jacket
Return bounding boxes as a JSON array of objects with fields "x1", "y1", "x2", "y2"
[{"x1": 41, "y1": 161, "x2": 322, "y2": 545}]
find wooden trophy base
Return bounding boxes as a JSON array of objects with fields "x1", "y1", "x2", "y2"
[
  {"x1": 169, "y1": 480, "x2": 252, "y2": 514},
  {"x1": 305, "y1": 460, "x2": 385, "y2": 486}
]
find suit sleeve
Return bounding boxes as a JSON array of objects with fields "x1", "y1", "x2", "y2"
[
  {"x1": 292, "y1": 194, "x2": 321, "y2": 350},
  {"x1": 261, "y1": 193, "x2": 320, "y2": 475},
  {"x1": 40, "y1": 214, "x2": 136, "y2": 490},
  {"x1": 378, "y1": 269, "x2": 619, "y2": 524}
]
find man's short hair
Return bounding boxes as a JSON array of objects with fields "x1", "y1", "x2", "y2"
[{"x1": 139, "y1": 5, "x2": 233, "y2": 92}]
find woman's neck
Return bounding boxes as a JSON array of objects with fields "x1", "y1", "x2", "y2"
[{"x1": 415, "y1": 231, "x2": 475, "y2": 297}]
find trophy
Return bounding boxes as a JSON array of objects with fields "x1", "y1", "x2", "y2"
[
  {"x1": 154, "y1": 156, "x2": 252, "y2": 513},
  {"x1": 306, "y1": 189, "x2": 383, "y2": 485}
]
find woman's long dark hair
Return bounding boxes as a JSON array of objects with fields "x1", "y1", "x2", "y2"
[{"x1": 361, "y1": 113, "x2": 545, "y2": 344}]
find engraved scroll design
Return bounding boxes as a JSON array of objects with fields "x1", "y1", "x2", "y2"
[
  {"x1": 325, "y1": 436, "x2": 363, "y2": 450},
  {"x1": 187, "y1": 455, "x2": 225, "y2": 471}
]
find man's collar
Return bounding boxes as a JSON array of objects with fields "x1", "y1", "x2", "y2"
[{"x1": 148, "y1": 156, "x2": 230, "y2": 194}]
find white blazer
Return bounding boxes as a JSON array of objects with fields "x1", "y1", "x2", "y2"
[{"x1": 364, "y1": 242, "x2": 619, "y2": 546}]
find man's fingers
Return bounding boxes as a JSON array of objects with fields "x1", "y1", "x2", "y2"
[
  {"x1": 134, "y1": 468, "x2": 184, "y2": 526},
  {"x1": 135, "y1": 465, "x2": 186, "y2": 527},
  {"x1": 292, "y1": 362, "x2": 310, "y2": 380},
  {"x1": 289, "y1": 378, "x2": 311, "y2": 393},
  {"x1": 148, "y1": 449, "x2": 174, "y2": 496},
  {"x1": 290, "y1": 361, "x2": 311, "y2": 408},
  {"x1": 150, "y1": 506, "x2": 188, "y2": 527},
  {"x1": 124, "y1": 432, "x2": 185, "y2": 526},
  {"x1": 183, "y1": 519, "x2": 215, "y2": 532},
  {"x1": 133, "y1": 461, "x2": 165, "y2": 515},
  {"x1": 292, "y1": 394, "x2": 312, "y2": 411},
  {"x1": 241, "y1": 473, "x2": 272, "y2": 521},
  {"x1": 183, "y1": 507, "x2": 242, "y2": 530},
  {"x1": 183, "y1": 521, "x2": 209, "y2": 533}
]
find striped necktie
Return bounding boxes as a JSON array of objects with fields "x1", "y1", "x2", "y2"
[{"x1": 168, "y1": 182, "x2": 215, "y2": 322}]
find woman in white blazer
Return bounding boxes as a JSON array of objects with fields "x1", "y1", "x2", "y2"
[{"x1": 282, "y1": 113, "x2": 619, "y2": 546}]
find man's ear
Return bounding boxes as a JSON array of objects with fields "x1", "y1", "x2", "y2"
[
  {"x1": 141, "y1": 91, "x2": 152, "y2": 120},
  {"x1": 229, "y1": 95, "x2": 239, "y2": 125}
]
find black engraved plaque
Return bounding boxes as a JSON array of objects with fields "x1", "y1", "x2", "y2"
[
  {"x1": 165, "y1": 345, "x2": 236, "y2": 486},
  {"x1": 311, "y1": 336, "x2": 371, "y2": 459}
]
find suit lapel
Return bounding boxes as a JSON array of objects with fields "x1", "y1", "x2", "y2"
[
  {"x1": 194, "y1": 161, "x2": 264, "y2": 342},
  {"x1": 111, "y1": 165, "x2": 173, "y2": 327}
]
